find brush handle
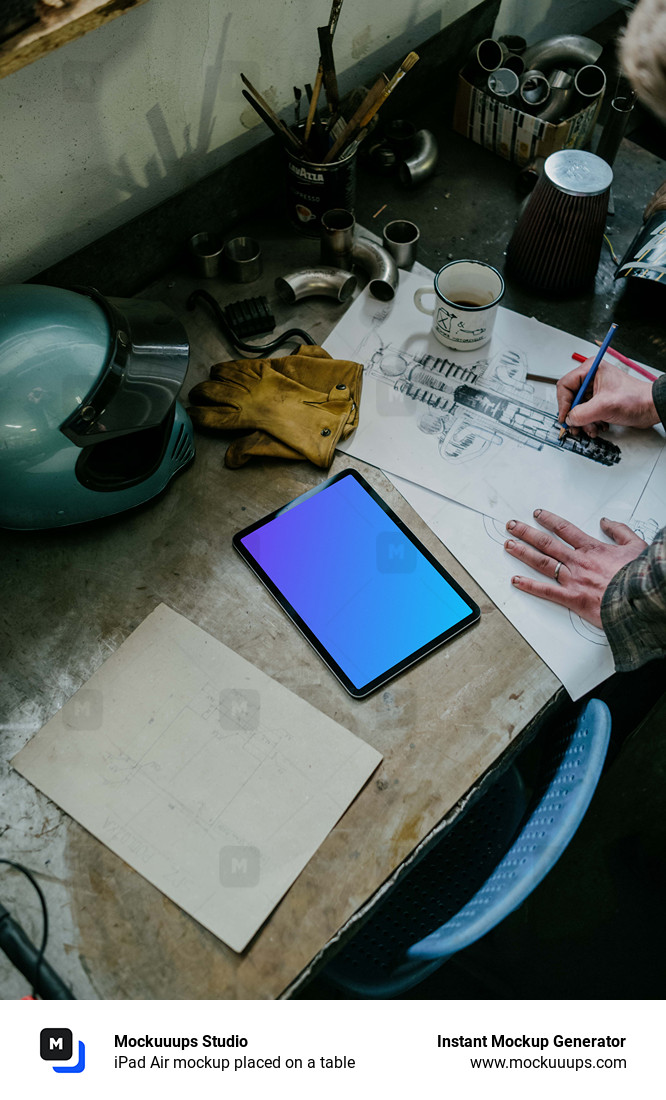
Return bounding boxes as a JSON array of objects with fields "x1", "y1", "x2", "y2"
[
  {"x1": 304, "y1": 67, "x2": 324, "y2": 144},
  {"x1": 327, "y1": 0, "x2": 344, "y2": 36},
  {"x1": 240, "y1": 75, "x2": 303, "y2": 153},
  {"x1": 359, "y1": 52, "x2": 419, "y2": 128},
  {"x1": 318, "y1": 25, "x2": 339, "y2": 113},
  {"x1": 322, "y1": 75, "x2": 387, "y2": 163},
  {"x1": 241, "y1": 88, "x2": 302, "y2": 154}
]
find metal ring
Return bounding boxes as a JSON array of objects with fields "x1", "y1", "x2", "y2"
[{"x1": 554, "y1": 561, "x2": 563, "y2": 582}]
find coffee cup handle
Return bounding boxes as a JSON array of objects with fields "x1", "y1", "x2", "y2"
[{"x1": 414, "y1": 287, "x2": 436, "y2": 315}]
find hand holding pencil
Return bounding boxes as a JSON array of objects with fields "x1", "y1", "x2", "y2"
[{"x1": 556, "y1": 350, "x2": 661, "y2": 438}]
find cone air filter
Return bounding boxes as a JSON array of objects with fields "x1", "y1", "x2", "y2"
[{"x1": 505, "y1": 150, "x2": 613, "y2": 294}]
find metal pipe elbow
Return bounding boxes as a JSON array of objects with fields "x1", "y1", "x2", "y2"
[
  {"x1": 274, "y1": 266, "x2": 357, "y2": 304},
  {"x1": 351, "y1": 236, "x2": 399, "y2": 301},
  {"x1": 399, "y1": 129, "x2": 439, "y2": 187},
  {"x1": 535, "y1": 69, "x2": 574, "y2": 123},
  {"x1": 521, "y1": 34, "x2": 602, "y2": 73}
]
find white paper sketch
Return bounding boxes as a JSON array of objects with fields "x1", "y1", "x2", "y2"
[
  {"x1": 326, "y1": 271, "x2": 665, "y2": 527},
  {"x1": 365, "y1": 335, "x2": 622, "y2": 467},
  {"x1": 388, "y1": 435, "x2": 666, "y2": 700},
  {"x1": 12, "y1": 604, "x2": 382, "y2": 953}
]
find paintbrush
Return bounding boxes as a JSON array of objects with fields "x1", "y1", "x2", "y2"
[
  {"x1": 337, "y1": 54, "x2": 420, "y2": 162},
  {"x1": 318, "y1": 24, "x2": 340, "y2": 114},
  {"x1": 559, "y1": 322, "x2": 618, "y2": 443},
  {"x1": 241, "y1": 90, "x2": 303, "y2": 154},
  {"x1": 293, "y1": 86, "x2": 302, "y2": 127},
  {"x1": 358, "y1": 51, "x2": 419, "y2": 129},
  {"x1": 240, "y1": 75, "x2": 304, "y2": 154},
  {"x1": 322, "y1": 75, "x2": 388, "y2": 163},
  {"x1": 303, "y1": 0, "x2": 345, "y2": 144},
  {"x1": 324, "y1": 53, "x2": 419, "y2": 163}
]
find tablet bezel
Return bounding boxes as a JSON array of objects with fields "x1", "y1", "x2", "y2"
[{"x1": 232, "y1": 469, "x2": 480, "y2": 698}]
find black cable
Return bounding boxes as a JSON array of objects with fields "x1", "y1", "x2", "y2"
[
  {"x1": 0, "y1": 858, "x2": 48, "y2": 997},
  {"x1": 0, "y1": 858, "x2": 75, "y2": 999},
  {"x1": 187, "y1": 288, "x2": 316, "y2": 355}
]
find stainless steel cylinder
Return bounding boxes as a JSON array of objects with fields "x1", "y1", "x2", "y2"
[
  {"x1": 519, "y1": 70, "x2": 550, "y2": 108},
  {"x1": 596, "y1": 91, "x2": 637, "y2": 165},
  {"x1": 502, "y1": 53, "x2": 525, "y2": 76},
  {"x1": 320, "y1": 208, "x2": 355, "y2": 270},
  {"x1": 537, "y1": 69, "x2": 574, "y2": 123},
  {"x1": 382, "y1": 220, "x2": 420, "y2": 270},
  {"x1": 189, "y1": 232, "x2": 224, "y2": 278},
  {"x1": 574, "y1": 64, "x2": 607, "y2": 101},
  {"x1": 488, "y1": 67, "x2": 520, "y2": 99},
  {"x1": 474, "y1": 38, "x2": 505, "y2": 72},
  {"x1": 223, "y1": 236, "x2": 263, "y2": 283}
]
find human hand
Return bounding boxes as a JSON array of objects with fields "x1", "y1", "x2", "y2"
[
  {"x1": 556, "y1": 359, "x2": 660, "y2": 437},
  {"x1": 504, "y1": 509, "x2": 647, "y2": 627}
]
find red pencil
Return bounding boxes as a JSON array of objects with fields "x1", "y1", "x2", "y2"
[{"x1": 572, "y1": 348, "x2": 657, "y2": 382}]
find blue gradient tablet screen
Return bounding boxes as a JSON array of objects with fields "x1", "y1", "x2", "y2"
[{"x1": 237, "y1": 472, "x2": 478, "y2": 695}]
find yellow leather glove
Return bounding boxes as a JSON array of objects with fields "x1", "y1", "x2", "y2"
[{"x1": 187, "y1": 346, "x2": 362, "y2": 468}]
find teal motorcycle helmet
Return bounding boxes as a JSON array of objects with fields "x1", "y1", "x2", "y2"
[{"x1": 0, "y1": 284, "x2": 194, "y2": 530}]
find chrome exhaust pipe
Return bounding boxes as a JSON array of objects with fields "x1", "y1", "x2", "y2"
[
  {"x1": 574, "y1": 64, "x2": 607, "y2": 101},
  {"x1": 275, "y1": 267, "x2": 357, "y2": 304},
  {"x1": 351, "y1": 235, "x2": 399, "y2": 301},
  {"x1": 537, "y1": 69, "x2": 574, "y2": 123},
  {"x1": 519, "y1": 70, "x2": 550, "y2": 108},
  {"x1": 398, "y1": 129, "x2": 439, "y2": 187},
  {"x1": 521, "y1": 34, "x2": 602, "y2": 73}
]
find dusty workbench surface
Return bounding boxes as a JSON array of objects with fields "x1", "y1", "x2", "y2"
[{"x1": 1, "y1": 125, "x2": 663, "y2": 1000}]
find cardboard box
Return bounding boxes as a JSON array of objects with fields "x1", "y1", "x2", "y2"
[{"x1": 453, "y1": 73, "x2": 602, "y2": 167}]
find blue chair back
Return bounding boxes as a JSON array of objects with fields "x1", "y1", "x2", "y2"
[{"x1": 324, "y1": 698, "x2": 611, "y2": 997}]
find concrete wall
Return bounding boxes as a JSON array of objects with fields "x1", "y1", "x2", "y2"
[{"x1": 0, "y1": 0, "x2": 617, "y2": 283}]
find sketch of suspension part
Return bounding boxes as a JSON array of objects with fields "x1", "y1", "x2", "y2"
[
  {"x1": 416, "y1": 383, "x2": 621, "y2": 465},
  {"x1": 451, "y1": 385, "x2": 621, "y2": 464},
  {"x1": 368, "y1": 343, "x2": 482, "y2": 390}
]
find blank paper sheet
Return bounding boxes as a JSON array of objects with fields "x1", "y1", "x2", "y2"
[{"x1": 12, "y1": 604, "x2": 382, "y2": 953}]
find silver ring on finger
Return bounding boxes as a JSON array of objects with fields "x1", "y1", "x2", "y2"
[{"x1": 554, "y1": 560, "x2": 563, "y2": 582}]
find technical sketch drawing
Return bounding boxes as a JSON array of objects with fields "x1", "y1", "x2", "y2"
[
  {"x1": 327, "y1": 275, "x2": 663, "y2": 530},
  {"x1": 365, "y1": 336, "x2": 622, "y2": 467},
  {"x1": 631, "y1": 516, "x2": 660, "y2": 543}
]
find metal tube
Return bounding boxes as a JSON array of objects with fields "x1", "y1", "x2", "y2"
[
  {"x1": 574, "y1": 64, "x2": 607, "y2": 100},
  {"x1": 595, "y1": 91, "x2": 637, "y2": 165},
  {"x1": 502, "y1": 53, "x2": 525, "y2": 77},
  {"x1": 474, "y1": 38, "x2": 505, "y2": 72},
  {"x1": 320, "y1": 208, "x2": 355, "y2": 270},
  {"x1": 519, "y1": 70, "x2": 550, "y2": 108},
  {"x1": 398, "y1": 129, "x2": 439, "y2": 187},
  {"x1": 521, "y1": 34, "x2": 602, "y2": 73},
  {"x1": 488, "y1": 68, "x2": 520, "y2": 99},
  {"x1": 274, "y1": 267, "x2": 357, "y2": 304},
  {"x1": 351, "y1": 236, "x2": 399, "y2": 301},
  {"x1": 536, "y1": 69, "x2": 574, "y2": 123}
]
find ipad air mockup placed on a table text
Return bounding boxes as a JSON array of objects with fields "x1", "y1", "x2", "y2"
[{"x1": 233, "y1": 470, "x2": 480, "y2": 698}]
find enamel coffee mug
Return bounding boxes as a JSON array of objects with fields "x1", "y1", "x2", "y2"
[{"x1": 414, "y1": 259, "x2": 505, "y2": 351}]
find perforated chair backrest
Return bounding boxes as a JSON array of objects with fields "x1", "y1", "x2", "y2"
[{"x1": 407, "y1": 697, "x2": 611, "y2": 963}]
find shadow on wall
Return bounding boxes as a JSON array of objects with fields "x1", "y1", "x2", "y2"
[
  {"x1": 2, "y1": 0, "x2": 449, "y2": 284},
  {"x1": 494, "y1": 0, "x2": 620, "y2": 42}
]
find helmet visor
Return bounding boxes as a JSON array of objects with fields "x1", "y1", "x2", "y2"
[{"x1": 60, "y1": 289, "x2": 189, "y2": 445}]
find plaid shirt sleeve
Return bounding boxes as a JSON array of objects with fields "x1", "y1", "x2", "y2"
[{"x1": 600, "y1": 373, "x2": 666, "y2": 671}]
